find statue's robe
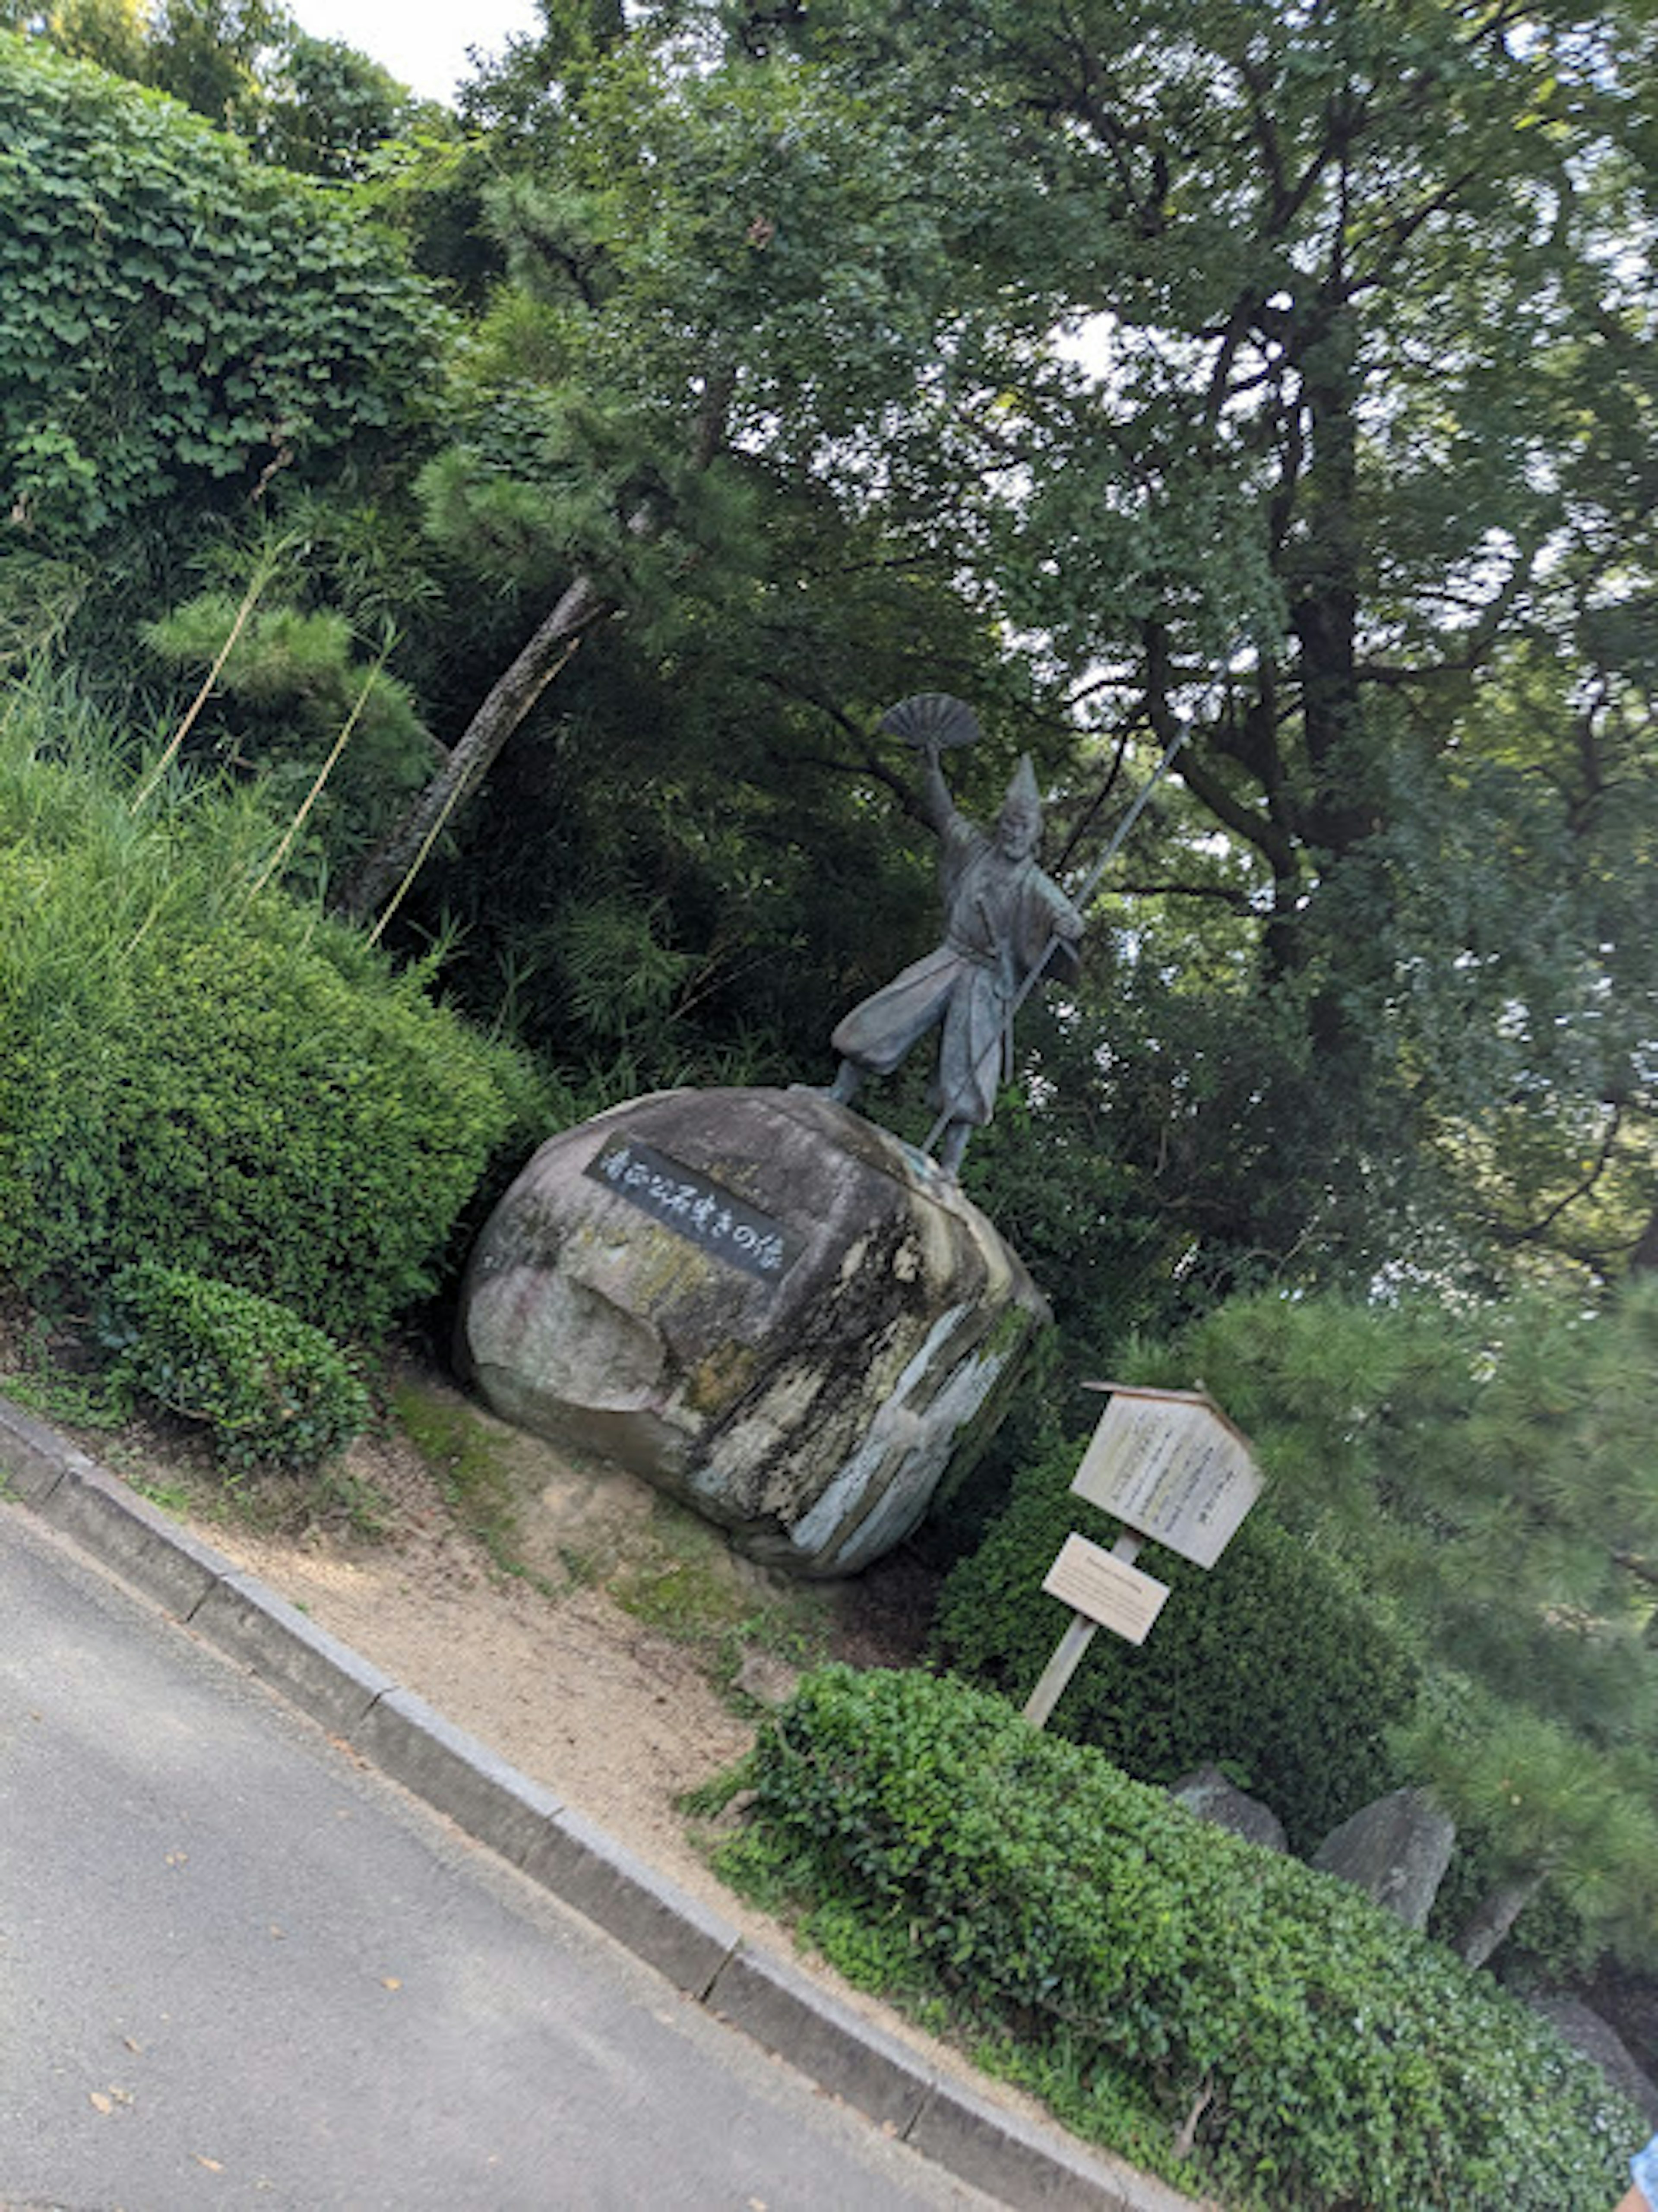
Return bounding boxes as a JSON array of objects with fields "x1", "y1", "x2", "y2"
[{"x1": 832, "y1": 813, "x2": 1083, "y2": 1128}]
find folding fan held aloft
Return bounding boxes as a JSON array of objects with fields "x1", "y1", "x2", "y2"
[{"x1": 878, "y1": 692, "x2": 982, "y2": 753}]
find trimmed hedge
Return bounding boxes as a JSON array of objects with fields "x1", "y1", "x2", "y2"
[
  {"x1": 102, "y1": 1263, "x2": 370, "y2": 1472},
  {"x1": 931, "y1": 1433, "x2": 1421, "y2": 1853},
  {"x1": 0, "y1": 751, "x2": 541, "y2": 1339},
  {"x1": 721, "y1": 1667, "x2": 1638, "y2": 2211}
]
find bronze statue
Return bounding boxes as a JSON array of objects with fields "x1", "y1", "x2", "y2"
[{"x1": 826, "y1": 695, "x2": 1085, "y2": 1177}]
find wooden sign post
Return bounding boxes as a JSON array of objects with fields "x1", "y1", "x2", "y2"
[{"x1": 1022, "y1": 1384, "x2": 1261, "y2": 1729}]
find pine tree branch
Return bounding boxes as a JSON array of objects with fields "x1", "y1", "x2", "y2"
[{"x1": 1107, "y1": 879, "x2": 1258, "y2": 912}]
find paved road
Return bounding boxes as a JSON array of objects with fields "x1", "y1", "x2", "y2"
[{"x1": 0, "y1": 1504, "x2": 994, "y2": 2212}]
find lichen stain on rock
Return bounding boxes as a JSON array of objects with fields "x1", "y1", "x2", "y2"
[
  {"x1": 682, "y1": 1339, "x2": 759, "y2": 1418},
  {"x1": 569, "y1": 1215, "x2": 718, "y2": 1312},
  {"x1": 836, "y1": 1231, "x2": 873, "y2": 1285}
]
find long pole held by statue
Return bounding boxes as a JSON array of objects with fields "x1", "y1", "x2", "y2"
[{"x1": 921, "y1": 718, "x2": 1191, "y2": 1160}]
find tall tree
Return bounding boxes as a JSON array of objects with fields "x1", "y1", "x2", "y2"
[
  {"x1": 330, "y1": 9, "x2": 1081, "y2": 924},
  {"x1": 712, "y1": 0, "x2": 1658, "y2": 1292}
]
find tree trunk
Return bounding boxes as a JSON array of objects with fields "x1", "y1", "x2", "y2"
[
  {"x1": 332, "y1": 569, "x2": 612, "y2": 925},
  {"x1": 1456, "y1": 1867, "x2": 1546, "y2": 1968}
]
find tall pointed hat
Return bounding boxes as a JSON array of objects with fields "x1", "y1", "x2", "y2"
[{"x1": 1000, "y1": 753, "x2": 1041, "y2": 823}]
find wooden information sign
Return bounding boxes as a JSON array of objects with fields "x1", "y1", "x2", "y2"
[
  {"x1": 1071, "y1": 1384, "x2": 1261, "y2": 1570},
  {"x1": 1022, "y1": 1383, "x2": 1261, "y2": 1730},
  {"x1": 1042, "y1": 1532, "x2": 1169, "y2": 1644}
]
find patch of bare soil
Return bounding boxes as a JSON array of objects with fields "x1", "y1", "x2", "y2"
[{"x1": 92, "y1": 1359, "x2": 934, "y2": 1908}]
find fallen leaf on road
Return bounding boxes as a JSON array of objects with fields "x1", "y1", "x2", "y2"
[
  {"x1": 380, "y1": 1976, "x2": 402, "y2": 1990},
  {"x1": 194, "y1": 2153, "x2": 224, "y2": 2171},
  {"x1": 123, "y1": 2037, "x2": 143, "y2": 2054},
  {"x1": 88, "y1": 2091, "x2": 113, "y2": 2114}
]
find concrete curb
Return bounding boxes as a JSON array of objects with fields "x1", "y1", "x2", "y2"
[{"x1": 2, "y1": 1399, "x2": 1197, "y2": 2212}]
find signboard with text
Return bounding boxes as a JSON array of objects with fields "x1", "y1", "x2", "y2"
[
  {"x1": 1041, "y1": 1533, "x2": 1170, "y2": 1646},
  {"x1": 585, "y1": 1133, "x2": 799, "y2": 1284},
  {"x1": 1022, "y1": 1382, "x2": 1262, "y2": 1728},
  {"x1": 1070, "y1": 1384, "x2": 1261, "y2": 1570}
]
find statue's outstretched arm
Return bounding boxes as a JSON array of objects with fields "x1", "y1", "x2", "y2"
[
  {"x1": 880, "y1": 694, "x2": 977, "y2": 842},
  {"x1": 913, "y1": 740, "x2": 958, "y2": 838},
  {"x1": 1052, "y1": 882, "x2": 1086, "y2": 940}
]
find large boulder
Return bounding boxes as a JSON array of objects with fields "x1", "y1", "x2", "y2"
[
  {"x1": 1310, "y1": 1788, "x2": 1455, "y2": 1930},
  {"x1": 455, "y1": 1087, "x2": 1049, "y2": 1576}
]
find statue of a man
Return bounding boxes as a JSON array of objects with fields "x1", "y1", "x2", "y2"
[{"x1": 826, "y1": 695, "x2": 1085, "y2": 1178}]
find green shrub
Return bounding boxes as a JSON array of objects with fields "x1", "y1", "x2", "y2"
[
  {"x1": 103, "y1": 1262, "x2": 369, "y2": 1472},
  {"x1": 721, "y1": 1667, "x2": 1638, "y2": 2211},
  {"x1": 141, "y1": 593, "x2": 440, "y2": 860},
  {"x1": 0, "y1": 706, "x2": 544, "y2": 1338},
  {"x1": 0, "y1": 916, "x2": 528, "y2": 1336},
  {"x1": 930, "y1": 1433, "x2": 1422, "y2": 1854}
]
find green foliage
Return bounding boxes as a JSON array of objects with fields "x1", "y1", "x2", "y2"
[
  {"x1": 0, "y1": 671, "x2": 542, "y2": 1338},
  {"x1": 0, "y1": 32, "x2": 440, "y2": 551},
  {"x1": 143, "y1": 587, "x2": 438, "y2": 860},
  {"x1": 1432, "y1": 1823, "x2": 1598, "y2": 1991},
  {"x1": 101, "y1": 1260, "x2": 368, "y2": 1472},
  {"x1": 720, "y1": 1667, "x2": 1637, "y2": 2211},
  {"x1": 1121, "y1": 1288, "x2": 1658, "y2": 1740},
  {"x1": 8, "y1": 0, "x2": 149, "y2": 79},
  {"x1": 0, "y1": 1311, "x2": 130, "y2": 1430},
  {"x1": 8, "y1": 0, "x2": 431, "y2": 181},
  {"x1": 1402, "y1": 1681, "x2": 1658, "y2": 1978},
  {"x1": 141, "y1": 0, "x2": 286, "y2": 132},
  {"x1": 251, "y1": 30, "x2": 423, "y2": 180},
  {"x1": 932, "y1": 1431, "x2": 1421, "y2": 1853},
  {"x1": 1115, "y1": 1285, "x2": 1658, "y2": 1965},
  {"x1": 530, "y1": 0, "x2": 1658, "y2": 1298}
]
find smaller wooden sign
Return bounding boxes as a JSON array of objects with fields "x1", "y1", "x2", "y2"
[
  {"x1": 1072, "y1": 1384, "x2": 1261, "y2": 1569},
  {"x1": 1041, "y1": 1532, "x2": 1170, "y2": 1646}
]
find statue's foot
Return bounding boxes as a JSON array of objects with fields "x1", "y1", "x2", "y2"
[{"x1": 933, "y1": 1121, "x2": 972, "y2": 1180}]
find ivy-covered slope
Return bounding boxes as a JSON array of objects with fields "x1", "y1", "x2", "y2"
[{"x1": 0, "y1": 32, "x2": 440, "y2": 547}]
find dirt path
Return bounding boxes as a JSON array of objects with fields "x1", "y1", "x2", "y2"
[
  {"x1": 21, "y1": 1351, "x2": 1088, "y2": 2129},
  {"x1": 117, "y1": 1363, "x2": 927, "y2": 1908}
]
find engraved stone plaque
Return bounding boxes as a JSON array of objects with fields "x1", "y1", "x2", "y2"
[{"x1": 585, "y1": 1133, "x2": 800, "y2": 1282}]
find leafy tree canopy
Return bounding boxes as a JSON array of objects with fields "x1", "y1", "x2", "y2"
[
  {"x1": 1, "y1": 0, "x2": 430, "y2": 172},
  {"x1": 458, "y1": 0, "x2": 1658, "y2": 1300}
]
